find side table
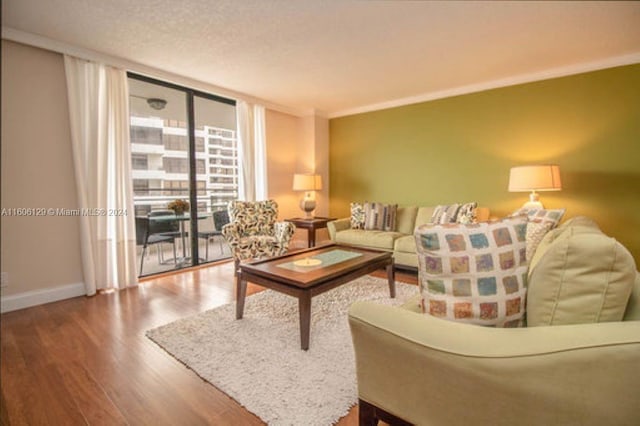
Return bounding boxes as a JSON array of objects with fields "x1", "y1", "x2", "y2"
[{"x1": 285, "y1": 217, "x2": 336, "y2": 248}]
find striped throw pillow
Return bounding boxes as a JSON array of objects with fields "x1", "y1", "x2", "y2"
[{"x1": 364, "y1": 202, "x2": 398, "y2": 231}]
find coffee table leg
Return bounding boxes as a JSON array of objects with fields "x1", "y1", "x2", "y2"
[
  {"x1": 236, "y1": 272, "x2": 247, "y2": 320},
  {"x1": 299, "y1": 293, "x2": 312, "y2": 350},
  {"x1": 387, "y1": 262, "x2": 396, "y2": 298}
]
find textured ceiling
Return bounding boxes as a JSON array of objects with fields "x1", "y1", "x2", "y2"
[{"x1": 3, "y1": 1, "x2": 640, "y2": 116}]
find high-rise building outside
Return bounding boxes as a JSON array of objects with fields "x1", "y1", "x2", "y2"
[{"x1": 130, "y1": 116, "x2": 238, "y2": 216}]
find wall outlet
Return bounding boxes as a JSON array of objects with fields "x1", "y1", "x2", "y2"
[{"x1": 0, "y1": 272, "x2": 8, "y2": 288}]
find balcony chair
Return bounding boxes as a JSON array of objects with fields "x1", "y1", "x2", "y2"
[
  {"x1": 197, "y1": 209, "x2": 231, "y2": 260},
  {"x1": 138, "y1": 211, "x2": 180, "y2": 275},
  {"x1": 221, "y1": 200, "x2": 296, "y2": 275}
]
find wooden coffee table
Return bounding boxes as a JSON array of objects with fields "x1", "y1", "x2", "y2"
[{"x1": 237, "y1": 243, "x2": 395, "y2": 350}]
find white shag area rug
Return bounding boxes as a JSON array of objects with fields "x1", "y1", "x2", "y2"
[{"x1": 146, "y1": 275, "x2": 417, "y2": 426}]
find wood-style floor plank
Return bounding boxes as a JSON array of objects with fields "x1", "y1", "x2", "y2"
[{"x1": 1, "y1": 260, "x2": 416, "y2": 425}]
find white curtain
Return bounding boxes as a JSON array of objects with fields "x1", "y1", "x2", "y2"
[
  {"x1": 237, "y1": 101, "x2": 268, "y2": 201},
  {"x1": 64, "y1": 55, "x2": 138, "y2": 295}
]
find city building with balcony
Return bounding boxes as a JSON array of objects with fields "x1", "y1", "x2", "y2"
[{"x1": 130, "y1": 116, "x2": 238, "y2": 215}]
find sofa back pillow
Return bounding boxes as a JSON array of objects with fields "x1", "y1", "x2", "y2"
[
  {"x1": 414, "y1": 206, "x2": 436, "y2": 230},
  {"x1": 527, "y1": 225, "x2": 636, "y2": 326},
  {"x1": 350, "y1": 202, "x2": 365, "y2": 229},
  {"x1": 430, "y1": 204, "x2": 461, "y2": 224},
  {"x1": 396, "y1": 206, "x2": 418, "y2": 235},
  {"x1": 455, "y1": 202, "x2": 478, "y2": 224},
  {"x1": 511, "y1": 207, "x2": 566, "y2": 261},
  {"x1": 364, "y1": 202, "x2": 398, "y2": 231},
  {"x1": 415, "y1": 216, "x2": 529, "y2": 327}
]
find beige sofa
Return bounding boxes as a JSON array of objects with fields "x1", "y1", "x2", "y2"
[
  {"x1": 349, "y1": 217, "x2": 640, "y2": 425},
  {"x1": 327, "y1": 206, "x2": 489, "y2": 269}
]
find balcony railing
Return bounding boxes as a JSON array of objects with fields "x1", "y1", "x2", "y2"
[{"x1": 133, "y1": 188, "x2": 238, "y2": 215}]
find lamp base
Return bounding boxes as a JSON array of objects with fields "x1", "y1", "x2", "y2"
[
  {"x1": 522, "y1": 191, "x2": 543, "y2": 209},
  {"x1": 299, "y1": 197, "x2": 316, "y2": 219}
]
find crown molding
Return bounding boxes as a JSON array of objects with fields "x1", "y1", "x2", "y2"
[
  {"x1": 328, "y1": 52, "x2": 640, "y2": 119},
  {"x1": 5, "y1": 27, "x2": 638, "y2": 121},
  {"x1": 2, "y1": 27, "x2": 313, "y2": 118}
]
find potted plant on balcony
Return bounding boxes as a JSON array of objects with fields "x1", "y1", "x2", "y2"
[{"x1": 167, "y1": 199, "x2": 189, "y2": 216}]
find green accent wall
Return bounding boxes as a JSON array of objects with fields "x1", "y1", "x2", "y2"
[{"x1": 329, "y1": 64, "x2": 640, "y2": 262}]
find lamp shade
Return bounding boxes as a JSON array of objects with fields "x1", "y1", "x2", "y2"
[
  {"x1": 293, "y1": 174, "x2": 322, "y2": 191},
  {"x1": 508, "y1": 165, "x2": 562, "y2": 192}
]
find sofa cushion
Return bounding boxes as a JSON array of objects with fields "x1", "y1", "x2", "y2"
[
  {"x1": 364, "y1": 202, "x2": 397, "y2": 231},
  {"x1": 334, "y1": 229, "x2": 403, "y2": 250},
  {"x1": 394, "y1": 234, "x2": 417, "y2": 254},
  {"x1": 396, "y1": 206, "x2": 418, "y2": 235},
  {"x1": 415, "y1": 216, "x2": 529, "y2": 327},
  {"x1": 414, "y1": 206, "x2": 436, "y2": 230},
  {"x1": 393, "y1": 250, "x2": 419, "y2": 269},
  {"x1": 527, "y1": 222, "x2": 636, "y2": 326}
]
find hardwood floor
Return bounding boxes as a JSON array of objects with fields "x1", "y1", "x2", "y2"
[{"x1": 1, "y1": 260, "x2": 417, "y2": 425}]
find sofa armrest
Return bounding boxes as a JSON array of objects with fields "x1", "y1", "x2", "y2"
[
  {"x1": 327, "y1": 217, "x2": 350, "y2": 241},
  {"x1": 349, "y1": 301, "x2": 640, "y2": 426}
]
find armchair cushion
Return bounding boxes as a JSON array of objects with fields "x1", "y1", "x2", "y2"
[
  {"x1": 228, "y1": 200, "x2": 279, "y2": 236},
  {"x1": 415, "y1": 216, "x2": 529, "y2": 327},
  {"x1": 527, "y1": 220, "x2": 636, "y2": 326},
  {"x1": 529, "y1": 216, "x2": 599, "y2": 270}
]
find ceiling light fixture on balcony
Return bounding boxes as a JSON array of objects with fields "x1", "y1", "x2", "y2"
[{"x1": 147, "y1": 98, "x2": 167, "y2": 110}]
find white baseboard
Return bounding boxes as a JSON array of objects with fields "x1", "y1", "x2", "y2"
[{"x1": 1, "y1": 282, "x2": 86, "y2": 313}]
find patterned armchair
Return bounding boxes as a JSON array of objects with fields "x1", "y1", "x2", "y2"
[{"x1": 222, "y1": 200, "x2": 296, "y2": 271}]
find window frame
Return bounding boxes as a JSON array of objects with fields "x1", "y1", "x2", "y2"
[{"x1": 128, "y1": 72, "x2": 237, "y2": 274}]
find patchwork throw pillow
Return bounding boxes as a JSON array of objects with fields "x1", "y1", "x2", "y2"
[
  {"x1": 456, "y1": 202, "x2": 478, "y2": 224},
  {"x1": 415, "y1": 216, "x2": 529, "y2": 327},
  {"x1": 363, "y1": 202, "x2": 397, "y2": 231},
  {"x1": 430, "y1": 204, "x2": 461, "y2": 224},
  {"x1": 350, "y1": 202, "x2": 365, "y2": 230},
  {"x1": 511, "y1": 208, "x2": 566, "y2": 261}
]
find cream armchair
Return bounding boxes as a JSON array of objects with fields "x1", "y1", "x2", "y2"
[
  {"x1": 350, "y1": 293, "x2": 640, "y2": 426},
  {"x1": 350, "y1": 217, "x2": 640, "y2": 425}
]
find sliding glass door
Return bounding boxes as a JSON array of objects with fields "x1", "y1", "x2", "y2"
[{"x1": 129, "y1": 74, "x2": 237, "y2": 276}]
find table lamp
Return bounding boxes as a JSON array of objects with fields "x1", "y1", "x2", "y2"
[
  {"x1": 508, "y1": 165, "x2": 562, "y2": 208},
  {"x1": 293, "y1": 173, "x2": 322, "y2": 218}
]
